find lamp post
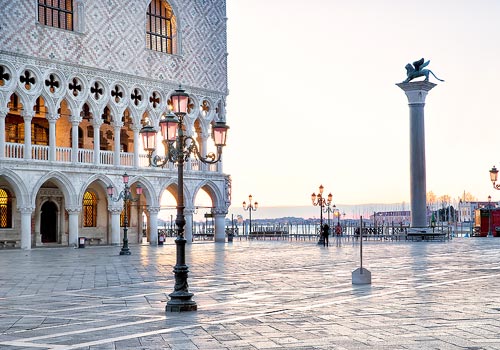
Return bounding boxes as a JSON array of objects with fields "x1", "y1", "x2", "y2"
[
  {"x1": 334, "y1": 208, "x2": 341, "y2": 225},
  {"x1": 107, "y1": 173, "x2": 143, "y2": 256},
  {"x1": 242, "y1": 195, "x2": 258, "y2": 236},
  {"x1": 139, "y1": 86, "x2": 229, "y2": 312},
  {"x1": 323, "y1": 202, "x2": 335, "y2": 228},
  {"x1": 487, "y1": 165, "x2": 500, "y2": 237},
  {"x1": 311, "y1": 185, "x2": 332, "y2": 245},
  {"x1": 488, "y1": 195, "x2": 492, "y2": 237}
]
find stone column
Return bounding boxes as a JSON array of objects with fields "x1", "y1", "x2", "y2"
[
  {"x1": 113, "y1": 122, "x2": 123, "y2": 166},
  {"x1": 71, "y1": 118, "x2": 79, "y2": 163},
  {"x1": 109, "y1": 206, "x2": 122, "y2": 245},
  {"x1": 66, "y1": 207, "x2": 80, "y2": 246},
  {"x1": 184, "y1": 208, "x2": 194, "y2": 243},
  {"x1": 0, "y1": 107, "x2": 7, "y2": 158},
  {"x1": 132, "y1": 126, "x2": 140, "y2": 167},
  {"x1": 93, "y1": 120, "x2": 102, "y2": 165},
  {"x1": 148, "y1": 206, "x2": 160, "y2": 245},
  {"x1": 397, "y1": 81, "x2": 436, "y2": 228},
  {"x1": 21, "y1": 112, "x2": 34, "y2": 160},
  {"x1": 201, "y1": 131, "x2": 208, "y2": 171},
  {"x1": 213, "y1": 209, "x2": 227, "y2": 243},
  {"x1": 47, "y1": 114, "x2": 58, "y2": 161},
  {"x1": 19, "y1": 207, "x2": 33, "y2": 250}
]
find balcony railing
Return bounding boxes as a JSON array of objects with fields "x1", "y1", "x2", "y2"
[{"x1": 3, "y1": 143, "x2": 220, "y2": 172}]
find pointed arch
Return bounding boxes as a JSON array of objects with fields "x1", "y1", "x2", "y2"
[{"x1": 31, "y1": 171, "x2": 77, "y2": 208}]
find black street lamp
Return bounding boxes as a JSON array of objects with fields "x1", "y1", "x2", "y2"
[
  {"x1": 243, "y1": 195, "x2": 258, "y2": 236},
  {"x1": 488, "y1": 195, "x2": 492, "y2": 237},
  {"x1": 139, "y1": 86, "x2": 229, "y2": 312},
  {"x1": 107, "y1": 173, "x2": 143, "y2": 256},
  {"x1": 311, "y1": 185, "x2": 332, "y2": 245}
]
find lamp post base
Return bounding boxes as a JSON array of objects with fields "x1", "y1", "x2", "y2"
[
  {"x1": 119, "y1": 249, "x2": 131, "y2": 255},
  {"x1": 166, "y1": 291, "x2": 198, "y2": 312}
]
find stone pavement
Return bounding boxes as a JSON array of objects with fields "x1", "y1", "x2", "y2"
[{"x1": 0, "y1": 237, "x2": 500, "y2": 350}]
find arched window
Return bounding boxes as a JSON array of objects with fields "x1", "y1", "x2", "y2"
[
  {"x1": 146, "y1": 0, "x2": 177, "y2": 54},
  {"x1": 0, "y1": 189, "x2": 13, "y2": 229},
  {"x1": 38, "y1": 0, "x2": 74, "y2": 31},
  {"x1": 83, "y1": 191, "x2": 97, "y2": 227}
]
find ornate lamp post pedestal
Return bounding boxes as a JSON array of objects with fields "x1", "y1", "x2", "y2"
[{"x1": 140, "y1": 87, "x2": 229, "y2": 313}]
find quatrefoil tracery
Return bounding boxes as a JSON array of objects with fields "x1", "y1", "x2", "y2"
[{"x1": 20, "y1": 70, "x2": 36, "y2": 90}]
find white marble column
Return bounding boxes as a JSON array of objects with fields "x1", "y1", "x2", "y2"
[
  {"x1": 113, "y1": 122, "x2": 123, "y2": 166},
  {"x1": 19, "y1": 207, "x2": 33, "y2": 250},
  {"x1": 48, "y1": 113, "x2": 58, "y2": 161},
  {"x1": 213, "y1": 209, "x2": 227, "y2": 243},
  {"x1": 184, "y1": 208, "x2": 195, "y2": 243},
  {"x1": 67, "y1": 207, "x2": 80, "y2": 246},
  {"x1": 93, "y1": 120, "x2": 102, "y2": 165},
  {"x1": 71, "y1": 118, "x2": 79, "y2": 163},
  {"x1": 201, "y1": 132, "x2": 208, "y2": 171},
  {"x1": 148, "y1": 206, "x2": 160, "y2": 245},
  {"x1": 21, "y1": 111, "x2": 34, "y2": 160},
  {"x1": 132, "y1": 126, "x2": 140, "y2": 167},
  {"x1": 0, "y1": 107, "x2": 7, "y2": 158},
  {"x1": 397, "y1": 81, "x2": 436, "y2": 228},
  {"x1": 109, "y1": 206, "x2": 122, "y2": 245}
]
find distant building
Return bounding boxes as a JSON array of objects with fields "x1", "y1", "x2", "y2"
[{"x1": 371, "y1": 211, "x2": 410, "y2": 225}]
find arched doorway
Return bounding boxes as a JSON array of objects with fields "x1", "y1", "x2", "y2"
[{"x1": 41, "y1": 201, "x2": 58, "y2": 243}]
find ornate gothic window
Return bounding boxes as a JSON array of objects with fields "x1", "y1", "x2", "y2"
[
  {"x1": 0, "y1": 189, "x2": 12, "y2": 229},
  {"x1": 146, "y1": 0, "x2": 177, "y2": 54},
  {"x1": 38, "y1": 0, "x2": 74, "y2": 31},
  {"x1": 83, "y1": 191, "x2": 97, "y2": 227}
]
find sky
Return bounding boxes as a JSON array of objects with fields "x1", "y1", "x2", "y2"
[{"x1": 220, "y1": 0, "x2": 500, "y2": 218}]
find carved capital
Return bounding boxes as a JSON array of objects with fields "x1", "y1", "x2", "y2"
[
  {"x1": 147, "y1": 206, "x2": 161, "y2": 215},
  {"x1": 396, "y1": 81, "x2": 436, "y2": 105},
  {"x1": 108, "y1": 206, "x2": 123, "y2": 214},
  {"x1": 18, "y1": 207, "x2": 34, "y2": 214},
  {"x1": 21, "y1": 111, "x2": 35, "y2": 121},
  {"x1": 184, "y1": 208, "x2": 196, "y2": 215},
  {"x1": 66, "y1": 206, "x2": 81, "y2": 214},
  {"x1": 47, "y1": 113, "x2": 60, "y2": 122},
  {"x1": 212, "y1": 208, "x2": 228, "y2": 216}
]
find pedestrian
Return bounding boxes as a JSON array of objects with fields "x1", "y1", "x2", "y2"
[
  {"x1": 335, "y1": 222, "x2": 342, "y2": 246},
  {"x1": 322, "y1": 223, "x2": 330, "y2": 247},
  {"x1": 355, "y1": 227, "x2": 360, "y2": 241}
]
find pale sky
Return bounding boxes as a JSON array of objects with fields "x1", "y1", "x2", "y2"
[{"x1": 222, "y1": 0, "x2": 500, "y2": 212}]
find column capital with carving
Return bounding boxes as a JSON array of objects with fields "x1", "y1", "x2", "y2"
[
  {"x1": 66, "y1": 206, "x2": 81, "y2": 214},
  {"x1": 147, "y1": 206, "x2": 161, "y2": 215}
]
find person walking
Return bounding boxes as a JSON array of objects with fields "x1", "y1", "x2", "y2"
[
  {"x1": 322, "y1": 223, "x2": 330, "y2": 247},
  {"x1": 335, "y1": 222, "x2": 342, "y2": 246}
]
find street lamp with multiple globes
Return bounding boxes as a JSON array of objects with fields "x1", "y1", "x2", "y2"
[
  {"x1": 242, "y1": 195, "x2": 258, "y2": 236},
  {"x1": 139, "y1": 86, "x2": 229, "y2": 312},
  {"x1": 107, "y1": 173, "x2": 143, "y2": 256},
  {"x1": 311, "y1": 185, "x2": 332, "y2": 244}
]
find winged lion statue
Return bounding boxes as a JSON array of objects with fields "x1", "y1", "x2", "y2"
[{"x1": 402, "y1": 58, "x2": 444, "y2": 83}]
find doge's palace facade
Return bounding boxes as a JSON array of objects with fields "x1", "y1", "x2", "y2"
[{"x1": 0, "y1": 0, "x2": 231, "y2": 249}]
